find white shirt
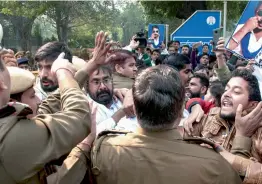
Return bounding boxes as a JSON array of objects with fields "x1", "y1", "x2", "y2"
[
  {"x1": 231, "y1": 24, "x2": 262, "y2": 56},
  {"x1": 179, "y1": 109, "x2": 190, "y2": 126},
  {"x1": 153, "y1": 37, "x2": 160, "y2": 47},
  {"x1": 86, "y1": 95, "x2": 138, "y2": 134},
  {"x1": 34, "y1": 77, "x2": 53, "y2": 101}
]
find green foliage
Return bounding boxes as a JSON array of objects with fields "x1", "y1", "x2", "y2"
[
  {"x1": 0, "y1": 1, "x2": 49, "y2": 19},
  {"x1": 206, "y1": 1, "x2": 247, "y2": 21},
  {"x1": 117, "y1": 2, "x2": 147, "y2": 44},
  {"x1": 140, "y1": 1, "x2": 207, "y2": 20}
]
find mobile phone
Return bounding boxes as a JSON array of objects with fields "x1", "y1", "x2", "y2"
[
  {"x1": 147, "y1": 38, "x2": 154, "y2": 45},
  {"x1": 213, "y1": 28, "x2": 223, "y2": 50}
]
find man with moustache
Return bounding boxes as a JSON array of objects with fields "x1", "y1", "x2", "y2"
[
  {"x1": 184, "y1": 41, "x2": 262, "y2": 183},
  {"x1": 186, "y1": 73, "x2": 209, "y2": 99},
  {"x1": 84, "y1": 64, "x2": 137, "y2": 134},
  {"x1": 34, "y1": 42, "x2": 73, "y2": 100}
]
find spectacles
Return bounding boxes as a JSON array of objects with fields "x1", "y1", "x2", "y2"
[
  {"x1": 90, "y1": 78, "x2": 113, "y2": 86},
  {"x1": 257, "y1": 9, "x2": 262, "y2": 16}
]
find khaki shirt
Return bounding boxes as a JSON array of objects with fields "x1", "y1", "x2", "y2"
[
  {"x1": 91, "y1": 129, "x2": 241, "y2": 184},
  {"x1": 50, "y1": 129, "x2": 241, "y2": 184},
  {"x1": 113, "y1": 73, "x2": 134, "y2": 89},
  {"x1": 191, "y1": 107, "x2": 262, "y2": 183},
  {"x1": 0, "y1": 85, "x2": 90, "y2": 184}
]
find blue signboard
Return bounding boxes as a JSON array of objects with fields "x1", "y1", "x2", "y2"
[{"x1": 170, "y1": 10, "x2": 221, "y2": 46}]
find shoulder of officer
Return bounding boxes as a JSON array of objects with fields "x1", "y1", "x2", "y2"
[
  {"x1": 97, "y1": 130, "x2": 131, "y2": 140},
  {"x1": 93, "y1": 130, "x2": 131, "y2": 150},
  {"x1": 183, "y1": 136, "x2": 218, "y2": 152}
]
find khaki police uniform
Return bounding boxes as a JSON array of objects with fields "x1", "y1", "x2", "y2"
[
  {"x1": 0, "y1": 68, "x2": 91, "y2": 184},
  {"x1": 47, "y1": 128, "x2": 242, "y2": 184}
]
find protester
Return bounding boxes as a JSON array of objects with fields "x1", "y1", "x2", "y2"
[
  {"x1": 34, "y1": 41, "x2": 73, "y2": 100},
  {"x1": 146, "y1": 47, "x2": 152, "y2": 57},
  {"x1": 186, "y1": 81, "x2": 224, "y2": 114},
  {"x1": 109, "y1": 49, "x2": 137, "y2": 89},
  {"x1": 168, "y1": 40, "x2": 180, "y2": 54},
  {"x1": 202, "y1": 44, "x2": 210, "y2": 55},
  {"x1": 151, "y1": 49, "x2": 160, "y2": 65},
  {"x1": 167, "y1": 45, "x2": 176, "y2": 55},
  {"x1": 184, "y1": 68, "x2": 262, "y2": 178},
  {"x1": 0, "y1": 49, "x2": 17, "y2": 67},
  {"x1": 163, "y1": 54, "x2": 193, "y2": 85},
  {"x1": 84, "y1": 64, "x2": 137, "y2": 134},
  {"x1": 195, "y1": 53, "x2": 209, "y2": 70},
  {"x1": 194, "y1": 64, "x2": 210, "y2": 78},
  {"x1": 186, "y1": 73, "x2": 209, "y2": 99},
  {"x1": 181, "y1": 45, "x2": 190, "y2": 55}
]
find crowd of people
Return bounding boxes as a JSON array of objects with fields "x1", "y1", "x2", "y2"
[{"x1": 0, "y1": 30, "x2": 261, "y2": 184}]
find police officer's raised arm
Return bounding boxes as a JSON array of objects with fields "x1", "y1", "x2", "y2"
[{"x1": 1, "y1": 53, "x2": 91, "y2": 182}]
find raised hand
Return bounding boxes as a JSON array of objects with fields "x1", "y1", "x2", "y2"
[
  {"x1": 214, "y1": 37, "x2": 225, "y2": 57},
  {"x1": 129, "y1": 35, "x2": 139, "y2": 50},
  {"x1": 243, "y1": 16, "x2": 261, "y2": 33},
  {"x1": 90, "y1": 31, "x2": 112, "y2": 66},
  {"x1": 0, "y1": 50, "x2": 17, "y2": 67},
  {"x1": 51, "y1": 52, "x2": 76, "y2": 76}
]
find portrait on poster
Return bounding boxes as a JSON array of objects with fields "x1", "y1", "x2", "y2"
[
  {"x1": 148, "y1": 24, "x2": 165, "y2": 49},
  {"x1": 226, "y1": 1, "x2": 262, "y2": 59}
]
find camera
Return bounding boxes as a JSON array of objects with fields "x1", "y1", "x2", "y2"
[{"x1": 134, "y1": 31, "x2": 147, "y2": 48}]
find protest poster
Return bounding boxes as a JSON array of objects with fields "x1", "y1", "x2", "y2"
[
  {"x1": 226, "y1": 1, "x2": 262, "y2": 94},
  {"x1": 226, "y1": 1, "x2": 262, "y2": 59},
  {"x1": 148, "y1": 24, "x2": 165, "y2": 49}
]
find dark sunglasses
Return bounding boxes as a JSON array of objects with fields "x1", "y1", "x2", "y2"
[{"x1": 257, "y1": 9, "x2": 262, "y2": 16}]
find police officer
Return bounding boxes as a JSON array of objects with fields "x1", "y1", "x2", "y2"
[{"x1": 0, "y1": 52, "x2": 91, "y2": 183}]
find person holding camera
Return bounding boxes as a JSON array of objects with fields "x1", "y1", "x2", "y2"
[{"x1": 123, "y1": 33, "x2": 152, "y2": 67}]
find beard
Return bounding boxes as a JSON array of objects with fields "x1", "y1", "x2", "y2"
[
  {"x1": 189, "y1": 91, "x2": 201, "y2": 98},
  {"x1": 40, "y1": 78, "x2": 58, "y2": 92},
  {"x1": 219, "y1": 111, "x2": 236, "y2": 122},
  {"x1": 90, "y1": 89, "x2": 113, "y2": 106}
]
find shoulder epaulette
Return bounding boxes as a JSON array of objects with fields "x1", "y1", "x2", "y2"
[
  {"x1": 183, "y1": 136, "x2": 217, "y2": 150},
  {"x1": 92, "y1": 130, "x2": 131, "y2": 176},
  {"x1": 97, "y1": 130, "x2": 131, "y2": 139}
]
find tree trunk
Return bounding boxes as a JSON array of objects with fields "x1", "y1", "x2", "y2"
[
  {"x1": 55, "y1": 7, "x2": 69, "y2": 44},
  {"x1": 11, "y1": 16, "x2": 34, "y2": 51}
]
